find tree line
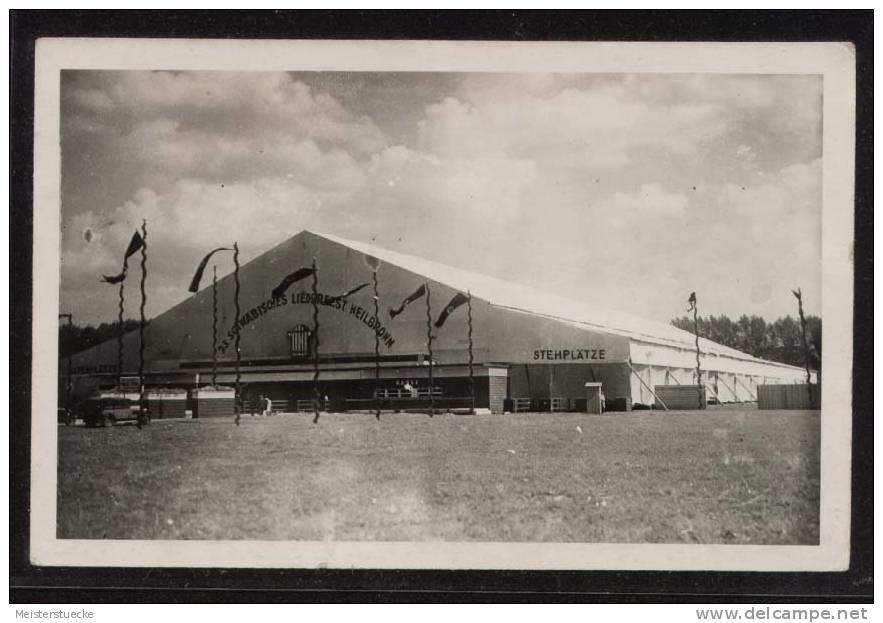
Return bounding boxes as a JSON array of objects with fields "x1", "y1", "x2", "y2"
[
  {"x1": 670, "y1": 314, "x2": 821, "y2": 370},
  {"x1": 59, "y1": 320, "x2": 140, "y2": 358}
]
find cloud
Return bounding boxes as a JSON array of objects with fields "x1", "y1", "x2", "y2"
[
  {"x1": 626, "y1": 74, "x2": 821, "y2": 129},
  {"x1": 717, "y1": 158, "x2": 821, "y2": 220},
  {"x1": 597, "y1": 184, "x2": 689, "y2": 228},
  {"x1": 59, "y1": 71, "x2": 823, "y2": 324},
  {"x1": 62, "y1": 71, "x2": 388, "y2": 196},
  {"x1": 735, "y1": 144, "x2": 757, "y2": 170},
  {"x1": 62, "y1": 177, "x2": 327, "y2": 319},
  {"x1": 66, "y1": 71, "x2": 388, "y2": 151},
  {"x1": 416, "y1": 85, "x2": 728, "y2": 168}
]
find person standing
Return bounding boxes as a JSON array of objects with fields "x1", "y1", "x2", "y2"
[{"x1": 404, "y1": 381, "x2": 418, "y2": 397}]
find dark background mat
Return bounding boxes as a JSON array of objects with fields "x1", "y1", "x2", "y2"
[{"x1": 10, "y1": 9, "x2": 873, "y2": 604}]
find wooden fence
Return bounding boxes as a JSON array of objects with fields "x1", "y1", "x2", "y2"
[{"x1": 757, "y1": 384, "x2": 820, "y2": 409}]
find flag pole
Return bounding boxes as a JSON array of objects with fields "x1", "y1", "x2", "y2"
[
  {"x1": 793, "y1": 287, "x2": 814, "y2": 407},
  {"x1": 211, "y1": 265, "x2": 219, "y2": 388},
  {"x1": 137, "y1": 219, "x2": 147, "y2": 427},
  {"x1": 691, "y1": 294, "x2": 702, "y2": 409},
  {"x1": 233, "y1": 242, "x2": 242, "y2": 425},
  {"x1": 311, "y1": 257, "x2": 321, "y2": 423},
  {"x1": 59, "y1": 313, "x2": 73, "y2": 412},
  {"x1": 425, "y1": 282, "x2": 433, "y2": 417},
  {"x1": 117, "y1": 257, "x2": 128, "y2": 390},
  {"x1": 373, "y1": 267, "x2": 381, "y2": 420},
  {"x1": 467, "y1": 290, "x2": 474, "y2": 415}
]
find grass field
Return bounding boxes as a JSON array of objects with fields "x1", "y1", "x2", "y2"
[{"x1": 57, "y1": 409, "x2": 820, "y2": 544}]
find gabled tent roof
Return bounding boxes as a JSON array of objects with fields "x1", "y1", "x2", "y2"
[{"x1": 313, "y1": 231, "x2": 801, "y2": 370}]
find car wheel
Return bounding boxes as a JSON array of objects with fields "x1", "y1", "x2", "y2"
[{"x1": 102, "y1": 413, "x2": 113, "y2": 427}]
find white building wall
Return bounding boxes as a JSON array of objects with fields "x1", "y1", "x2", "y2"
[
  {"x1": 629, "y1": 340, "x2": 811, "y2": 380},
  {"x1": 628, "y1": 339, "x2": 813, "y2": 405}
]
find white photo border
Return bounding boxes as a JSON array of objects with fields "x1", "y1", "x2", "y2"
[{"x1": 31, "y1": 38, "x2": 856, "y2": 571}]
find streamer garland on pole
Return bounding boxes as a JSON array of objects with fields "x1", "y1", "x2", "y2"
[
  {"x1": 373, "y1": 268, "x2": 381, "y2": 420},
  {"x1": 311, "y1": 257, "x2": 321, "y2": 423},
  {"x1": 431, "y1": 290, "x2": 470, "y2": 415},
  {"x1": 425, "y1": 283, "x2": 434, "y2": 417},
  {"x1": 99, "y1": 231, "x2": 144, "y2": 401},
  {"x1": 137, "y1": 219, "x2": 148, "y2": 427},
  {"x1": 234, "y1": 242, "x2": 242, "y2": 425},
  {"x1": 792, "y1": 287, "x2": 814, "y2": 407},
  {"x1": 688, "y1": 291, "x2": 702, "y2": 409},
  {"x1": 467, "y1": 290, "x2": 474, "y2": 414},
  {"x1": 100, "y1": 231, "x2": 143, "y2": 390},
  {"x1": 117, "y1": 268, "x2": 126, "y2": 388},
  {"x1": 269, "y1": 263, "x2": 318, "y2": 420},
  {"x1": 188, "y1": 245, "x2": 241, "y2": 421},
  {"x1": 212, "y1": 265, "x2": 219, "y2": 387}
]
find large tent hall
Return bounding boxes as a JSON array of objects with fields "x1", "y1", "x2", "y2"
[{"x1": 63, "y1": 230, "x2": 810, "y2": 415}]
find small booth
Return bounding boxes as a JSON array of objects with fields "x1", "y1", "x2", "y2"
[
  {"x1": 192, "y1": 385, "x2": 236, "y2": 418},
  {"x1": 584, "y1": 382, "x2": 604, "y2": 415}
]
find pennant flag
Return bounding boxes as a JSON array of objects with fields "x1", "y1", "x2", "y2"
[
  {"x1": 271, "y1": 267, "x2": 315, "y2": 300},
  {"x1": 792, "y1": 288, "x2": 802, "y2": 300},
  {"x1": 188, "y1": 247, "x2": 232, "y2": 293},
  {"x1": 326, "y1": 282, "x2": 370, "y2": 305},
  {"x1": 124, "y1": 231, "x2": 145, "y2": 259},
  {"x1": 364, "y1": 254, "x2": 381, "y2": 271},
  {"x1": 102, "y1": 270, "x2": 127, "y2": 284},
  {"x1": 687, "y1": 291, "x2": 697, "y2": 312},
  {"x1": 99, "y1": 230, "x2": 144, "y2": 284},
  {"x1": 435, "y1": 292, "x2": 469, "y2": 328},
  {"x1": 389, "y1": 284, "x2": 426, "y2": 319}
]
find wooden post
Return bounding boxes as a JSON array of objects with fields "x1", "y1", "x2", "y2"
[
  {"x1": 59, "y1": 313, "x2": 73, "y2": 411},
  {"x1": 716, "y1": 374, "x2": 741, "y2": 403},
  {"x1": 734, "y1": 375, "x2": 757, "y2": 402}
]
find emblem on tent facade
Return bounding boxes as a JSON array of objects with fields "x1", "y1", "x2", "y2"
[{"x1": 287, "y1": 324, "x2": 314, "y2": 359}]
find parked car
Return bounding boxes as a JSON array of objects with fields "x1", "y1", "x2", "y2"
[
  {"x1": 82, "y1": 393, "x2": 148, "y2": 427},
  {"x1": 57, "y1": 407, "x2": 75, "y2": 426}
]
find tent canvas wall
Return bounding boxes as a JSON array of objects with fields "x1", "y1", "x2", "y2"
[{"x1": 63, "y1": 230, "x2": 812, "y2": 412}]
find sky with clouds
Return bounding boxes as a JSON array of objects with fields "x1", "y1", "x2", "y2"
[{"x1": 60, "y1": 70, "x2": 822, "y2": 326}]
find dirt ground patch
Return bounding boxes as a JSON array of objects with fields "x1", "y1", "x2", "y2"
[{"x1": 57, "y1": 409, "x2": 820, "y2": 543}]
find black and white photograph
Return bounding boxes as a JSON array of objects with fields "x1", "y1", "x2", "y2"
[{"x1": 26, "y1": 37, "x2": 857, "y2": 572}]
